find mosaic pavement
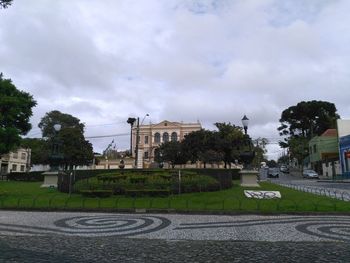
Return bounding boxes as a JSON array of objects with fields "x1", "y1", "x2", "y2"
[{"x1": 0, "y1": 211, "x2": 349, "y2": 242}]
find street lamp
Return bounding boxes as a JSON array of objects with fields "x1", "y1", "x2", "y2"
[
  {"x1": 242, "y1": 115, "x2": 249, "y2": 135},
  {"x1": 135, "y1": 114, "x2": 149, "y2": 168},
  {"x1": 51, "y1": 123, "x2": 62, "y2": 171},
  {"x1": 239, "y1": 115, "x2": 259, "y2": 187},
  {"x1": 239, "y1": 115, "x2": 255, "y2": 170}
]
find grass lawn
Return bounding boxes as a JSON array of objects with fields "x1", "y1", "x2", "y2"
[{"x1": 0, "y1": 180, "x2": 349, "y2": 213}]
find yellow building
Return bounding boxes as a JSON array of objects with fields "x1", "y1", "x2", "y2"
[{"x1": 131, "y1": 120, "x2": 202, "y2": 167}]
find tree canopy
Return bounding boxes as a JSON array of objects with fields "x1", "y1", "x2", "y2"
[
  {"x1": 38, "y1": 110, "x2": 85, "y2": 138},
  {"x1": 278, "y1": 100, "x2": 339, "y2": 142},
  {"x1": 277, "y1": 100, "x2": 339, "y2": 165},
  {"x1": 38, "y1": 110, "x2": 93, "y2": 169},
  {"x1": 0, "y1": 0, "x2": 12, "y2": 9},
  {"x1": 158, "y1": 122, "x2": 249, "y2": 168},
  {"x1": 21, "y1": 138, "x2": 50, "y2": 165},
  {"x1": 0, "y1": 73, "x2": 37, "y2": 155}
]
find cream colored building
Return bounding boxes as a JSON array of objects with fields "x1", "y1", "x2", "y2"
[
  {"x1": 131, "y1": 120, "x2": 202, "y2": 166},
  {"x1": 0, "y1": 148, "x2": 31, "y2": 174}
]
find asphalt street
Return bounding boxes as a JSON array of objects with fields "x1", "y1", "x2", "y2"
[{"x1": 0, "y1": 211, "x2": 350, "y2": 262}]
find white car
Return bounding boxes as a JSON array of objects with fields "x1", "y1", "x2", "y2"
[{"x1": 302, "y1": 169, "x2": 319, "y2": 179}]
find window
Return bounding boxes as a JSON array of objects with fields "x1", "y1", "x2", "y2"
[
  {"x1": 171, "y1": 132, "x2": 178, "y2": 142},
  {"x1": 163, "y1": 132, "x2": 169, "y2": 142},
  {"x1": 144, "y1": 151, "x2": 149, "y2": 159},
  {"x1": 20, "y1": 165, "x2": 25, "y2": 172},
  {"x1": 313, "y1": 144, "x2": 317, "y2": 153},
  {"x1": 13, "y1": 152, "x2": 18, "y2": 159},
  {"x1": 21, "y1": 153, "x2": 26, "y2": 160},
  {"x1": 309, "y1": 147, "x2": 312, "y2": 154},
  {"x1": 154, "y1": 133, "x2": 160, "y2": 143},
  {"x1": 12, "y1": 164, "x2": 17, "y2": 172},
  {"x1": 144, "y1": 135, "x2": 149, "y2": 144}
]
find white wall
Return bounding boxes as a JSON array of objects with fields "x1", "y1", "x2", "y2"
[{"x1": 337, "y1": 120, "x2": 350, "y2": 137}]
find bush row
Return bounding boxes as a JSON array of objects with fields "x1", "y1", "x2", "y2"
[
  {"x1": 74, "y1": 172, "x2": 222, "y2": 197},
  {"x1": 6, "y1": 171, "x2": 44, "y2": 182}
]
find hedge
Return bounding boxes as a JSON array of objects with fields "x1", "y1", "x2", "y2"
[{"x1": 6, "y1": 171, "x2": 45, "y2": 182}]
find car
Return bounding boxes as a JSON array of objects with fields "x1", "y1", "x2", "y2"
[
  {"x1": 268, "y1": 168, "x2": 279, "y2": 178},
  {"x1": 302, "y1": 169, "x2": 319, "y2": 179},
  {"x1": 280, "y1": 165, "x2": 289, "y2": 173}
]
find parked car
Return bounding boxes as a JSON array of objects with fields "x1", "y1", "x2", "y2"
[
  {"x1": 302, "y1": 169, "x2": 319, "y2": 179},
  {"x1": 280, "y1": 165, "x2": 289, "y2": 173},
  {"x1": 268, "y1": 168, "x2": 279, "y2": 178}
]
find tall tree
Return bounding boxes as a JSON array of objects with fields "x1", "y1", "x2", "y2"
[
  {"x1": 278, "y1": 100, "x2": 339, "y2": 142},
  {"x1": 38, "y1": 111, "x2": 93, "y2": 169},
  {"x1": 0, "y1": 0, "x2": 12, "y2": 9},
  {"x1": 277, "y1": 100, "x2": 339, "y2": 166},
  {"x1": 38, "y1": 110, "x2": 84, "y2": 138},
  {"x1": 215, "y1": 122, "x2": 245, "y2": 168},
  {"x1": 157, "y1": 141, "x2": 188, "y2": 169},
  {"x1": 58, "y1": 127, "x2": 94, "y2": 169},
  {"x1": 182, "y1": 129, "x2": 215, "y2": 164},
  {"x1": 21, "y1": 138, "x2": 50, "y2": 165},
  {"x1": 0, "y1": 73, "x2": 37, "y2": 156}
]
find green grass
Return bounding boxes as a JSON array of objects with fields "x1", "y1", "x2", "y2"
[{"x1": 0, "y1": 181, "x2": 349, "y2": 213}]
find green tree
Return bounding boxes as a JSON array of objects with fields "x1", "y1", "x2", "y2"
[
  {"x1": 198, "y1": 149, "x2": 224, "y2": 168},
  {"x1": 252, "y1": 137, "x2": 268, "y2": 167},
  {"x1": 182, "y1": 129, "x2": 215, "y2": 164},
  {"x1": 215, "y1": 122, "x2": 245, "y2": 168},
  {"x1": 0, "y1": 0, "x2": 12, "y2": 9},
  {"x1": 278, "y1": 100, "x2": 339, "y2": 165},
  {"x1": 58, "y1": 127, "x2": 94, "y2": 169},
  {"x1": 278, "y1": 100, "x2": 339, "y2": 141},
  {"x1": 38, "y1": 111, "x2": 93, "y2": 169},
  {"x1": 21, "y1": 138, "x2": 50, "y2": 165},
  {"x1": 157, "y1": 141, "x2": 187, "y2": 169},
  {"x1": 277, "y1": 155, "x2": 289, "y2": 165},
  {"x1": 0, "y1": 73, "x2": 37, "y2": 156},
  {"x1": 266, "y1": 159, "x2": 277, "y2": 168},
  {"x1": 38, "y1": 110, "x2": 85, "y2": 138}
]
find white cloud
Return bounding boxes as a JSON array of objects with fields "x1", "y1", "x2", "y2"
[{"x1": 1, "y1": 0, "x2": 350, "y2": 159}]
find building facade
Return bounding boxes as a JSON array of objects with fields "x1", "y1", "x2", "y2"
[
  {"x1": 131, "y1": 120, "x2": 202, "y2": 166},
  {"x1": 0, "y1": 148, "x2": 31, "y2": 175},
  {"x1": 337, "y1": 119, "x2": 350, "y2": 177},
  {"x1": 308, "y1": 129, "x2": 340, "y2": 177}
]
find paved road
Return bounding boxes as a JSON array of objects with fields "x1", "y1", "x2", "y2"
[
  {"x1": 264, "y1": 170, "x2": 350, "y2": 200},
  {"x1": 0, "y1": 211, "x2": 350, "y2": 262}
]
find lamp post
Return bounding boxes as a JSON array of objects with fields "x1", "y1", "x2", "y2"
[
  {"x1": 42, "y1": 123, "x2": 63, "y2": 188},
  {"x1": 134, "y1": 114, "x2": 149, "y2": 168},
  {"x1": 239, "y1": 115, "x2": 258, "y2": 186},
  {"x1": 242, "y1": 115, "x2": 249, "y2": 135},
  {"x1": 51, "y1": 123, "x2": 62, "y2": 171}
]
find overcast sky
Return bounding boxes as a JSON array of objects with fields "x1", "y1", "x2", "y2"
[{"x1": 1, "y1": 0, "x2": 350, "y2": 159}]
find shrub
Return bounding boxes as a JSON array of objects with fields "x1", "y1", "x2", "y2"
[
  {"x1": 80, "y1": 190, "x2": 113, "y2": 198},
  {"x1": 7, "y1": 171, "x2": 44, "y2": 182},
  {"x1": 125, "y1": 189, "x2": 170, "y2": 197}
]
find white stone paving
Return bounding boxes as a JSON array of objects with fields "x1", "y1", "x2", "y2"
[{"x1": 0, "y1": 211, "x2": 349, "y2": 242}]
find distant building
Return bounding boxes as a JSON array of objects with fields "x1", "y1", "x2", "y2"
[
  {"x1": 337, "y1": 120, "x2": 350, "y2": 177},
  {"x1": 0, "y1": 148, "x2": 31, "y2": 174},
  {"x1": 308, "y1": 129, "x2": 340, "y2": 177},
  {"x1": 131, "y1": 120, "x2": 202, "y2": 167}
]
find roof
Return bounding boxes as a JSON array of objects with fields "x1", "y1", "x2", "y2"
[{"x1": 321, "y1": 129, "x2": 337, "y2": 137}]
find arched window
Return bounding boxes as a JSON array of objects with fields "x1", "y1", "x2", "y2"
[
  {"x1": 171, "y1": 132, "x2": 178, "y2": 141},
  {"x1": 163, "y1": 132, "x2": 169, "y2": 142},
  {"x1": 154, "y1": 132, "x2": 160, "y2": 143}
]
